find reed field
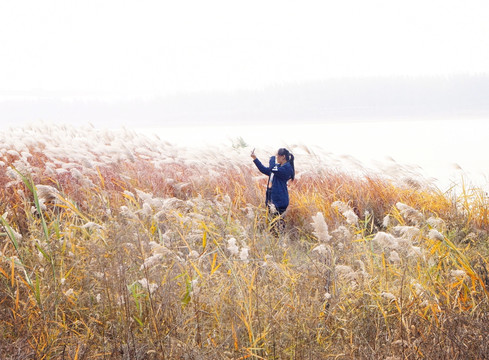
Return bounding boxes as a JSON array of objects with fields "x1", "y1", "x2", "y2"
[{"x1": 1, "y1": 123, "x2": 489, "y2": 359}]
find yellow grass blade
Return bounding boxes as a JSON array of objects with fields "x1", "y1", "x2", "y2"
[
  {"x1": 0, "y1": 267, "x2": 8, "y2": 280},
  {"x1": 232, "y1": 321, "x2": 239, "y2": 351}
]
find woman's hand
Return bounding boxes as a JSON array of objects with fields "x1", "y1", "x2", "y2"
[{"x1": 250, "y1": 148, "x2": 256, "y2": 160}]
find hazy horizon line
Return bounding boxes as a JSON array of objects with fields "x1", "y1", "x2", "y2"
[{"x1": 2, "y1": 74, "x2": 489, "y2": 127}]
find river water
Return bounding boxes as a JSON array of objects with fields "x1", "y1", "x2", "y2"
[{"x1": 137, "y1": 118, "x2": 489, "y2": 193}]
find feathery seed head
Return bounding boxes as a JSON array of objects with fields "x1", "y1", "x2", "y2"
[
  {"x1": 227, "y1": 237, "x2": 239, "y2": 256},
  {"x1": 428, "y1": 229, "x2": 444, "y2": 241},
  {"x1": 373, "y1": 232, "x2": 398, "y2": 251},
  {"x1": 381, "y1": 292, "x2": 396, "y2": 301},
  {"x1": 396, "y1": 202, "x2": 424, "y2": 224},
  {"x1": 311, "y1": 212, "x2": 332, "y2": 243}
]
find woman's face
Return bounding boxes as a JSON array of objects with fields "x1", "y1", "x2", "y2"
[{"x1": 276, "y1": 152, "x2": 286, "y2": 165}]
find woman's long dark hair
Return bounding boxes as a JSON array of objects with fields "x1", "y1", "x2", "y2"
[{"x1": 278, "y1": 148, "x2": 295, "y2": 181}]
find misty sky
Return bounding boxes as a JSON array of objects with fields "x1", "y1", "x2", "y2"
[
  {"x1": 1, "y1": 1, "x2": 489, "y2": 129},
  {"x1": 2, "y1": 1, "x2": 489, "y2": 100}
]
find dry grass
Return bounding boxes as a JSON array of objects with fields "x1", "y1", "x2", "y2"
[{"x1": 1, "y1": 124, "x2": 489, "y2": 359}]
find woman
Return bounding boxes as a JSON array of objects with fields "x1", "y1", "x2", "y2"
[{"x1": 251, "y1": 148, "x2": 295, "y2": 215}]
